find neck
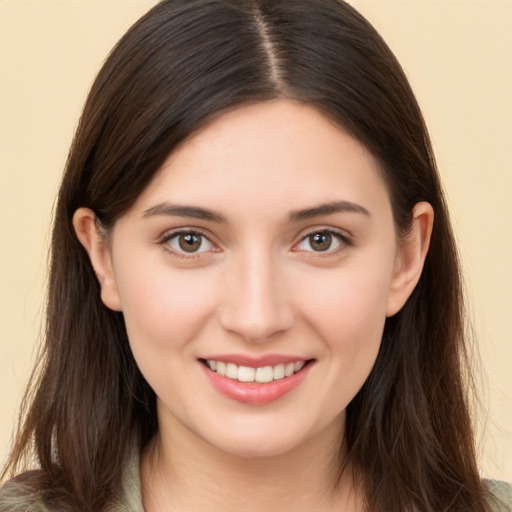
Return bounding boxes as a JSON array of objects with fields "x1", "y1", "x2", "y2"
[{"x1": 140, "y1": 412, "x2": 361, "y2": 512}]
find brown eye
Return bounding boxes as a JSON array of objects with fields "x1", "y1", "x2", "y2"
[
  {"x1": 309, "y1": 232, "x2": 332, "y2": 251},
  {"x1": 179, "y1": 233, "x2": 202, "y2": 252},
  {"x1": 296, "y1": 231, "x2": 343, "y2": 253},
  {"x1": 167, "y1": 232, "x2": 213, "y2": 254}
]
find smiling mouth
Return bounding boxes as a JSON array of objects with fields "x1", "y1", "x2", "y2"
[{"x1": 200, "y1": 359, "x2": 313, "y2": 384}]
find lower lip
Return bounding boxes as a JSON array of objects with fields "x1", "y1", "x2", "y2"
[{"x1": 201, "y1": 361, "x2": 313, "y2": 405}]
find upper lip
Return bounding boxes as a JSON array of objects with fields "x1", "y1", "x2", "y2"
[{"x1": 200, "y1": 354, "x2": 312, "y2": 368}]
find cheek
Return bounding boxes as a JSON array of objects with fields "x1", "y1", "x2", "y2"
[
  {"x1": 300, "y1": 267, "x2": 390, "y2": 343},
  {"x1": 114, "y1": 258, "x2": 219, "y2": 352},
  {"x1": 311, "y1": 278, "x2": 389, "y2": 410},
  {"x1": 296, "y1": 266, "x2": 391, "y2": 394},
  {"x1": 114, "y1": 261, "x2": 222, "y2": 407}
]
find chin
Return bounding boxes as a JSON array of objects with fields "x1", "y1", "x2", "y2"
[
  {"x1": 197, "y1": 415, "x2": 326, "y2": 460},
  {"x1": 209, "y1": 434, "x2": 302, "y2": 459}
]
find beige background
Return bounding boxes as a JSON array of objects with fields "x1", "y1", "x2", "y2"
[{"x1": 1, "y1": 0, "x2": 510, "y2": 481}]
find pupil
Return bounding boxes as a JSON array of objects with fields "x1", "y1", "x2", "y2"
[
  {"x1": 311, "y1": 233, "x2": 331, "y2": 251},
  {"x1": 179, "y1": 233, "x2": 201, "y2": 252}
]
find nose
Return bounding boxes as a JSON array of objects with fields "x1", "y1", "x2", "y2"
[{"x1": 218, "y1": 248, "x2": 294, "y2": 343}]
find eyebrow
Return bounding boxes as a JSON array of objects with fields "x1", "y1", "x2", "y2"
[
  {"x1": 143, "y1": 200, "x2": 370, "y2": 223},
  {"x1": 143, "y1": 203, "x2": 227, "y2": 223},
  {"x1": 288, "y1": 201, "x2": 371, "y2": 222}
]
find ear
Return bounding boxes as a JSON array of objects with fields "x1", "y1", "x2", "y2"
[
  {"x1": 386, "y1": 202, "x2": 434, "y2": 317},
  {"x1": 72, "y1": 208, "x2": 122, "y2": 311}
]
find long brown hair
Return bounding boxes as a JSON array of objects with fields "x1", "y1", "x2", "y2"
[{"x1": 2, "y1": 1, "x2": 490, "y2": 510}]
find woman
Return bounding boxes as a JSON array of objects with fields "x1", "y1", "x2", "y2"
[{"x1": 1, "y1": 0, "x2": 510, "y2": 510}]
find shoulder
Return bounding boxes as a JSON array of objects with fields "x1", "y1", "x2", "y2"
[
  {"x1": 0, "y1": 450, "x2": 144, "y2": 512},
  {"x1": 486, "y1": 480, "x2": 512, "y2": 512},
  {"x1": 0, "y1": 471, "x2": 52, "y2": 512}
]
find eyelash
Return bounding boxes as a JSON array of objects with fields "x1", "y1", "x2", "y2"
[
  {"x1": 159, "y1": 229, "x2": 217, "y2": 260},
  {"x1": 294, "y1": 229, "x2": 352, "y2": 257},
  {"x1": 158, "y1": 228, "x2": 352, "y2": 259}
]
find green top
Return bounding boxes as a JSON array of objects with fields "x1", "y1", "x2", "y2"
[
  {"x1": 486, "y1": 479, "x2": 512, "y2": 512},
  {"x1": 1, "y1": 453, "x2": 510, "y2": 511}
]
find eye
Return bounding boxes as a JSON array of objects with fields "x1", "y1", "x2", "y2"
[
  {"x1": 166, "y1": 231, "x2": 214, "y2": 254},
  {"x1": 296, "y1": 230, "x2": 344, "y2": 252}
]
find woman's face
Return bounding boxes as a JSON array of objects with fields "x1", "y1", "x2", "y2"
[{"x1": 80, "y1": 100, "x2": 427, "y2": 458}]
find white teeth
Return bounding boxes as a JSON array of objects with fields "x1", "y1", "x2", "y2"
[
  {"x1": 216, "y1": 361, "x2": 226, "y2": 376},
  {"x1": 273, "y1": 364, "x2": 285, "y2": 380},
  {"x1": 285, "y1": 362, "x2": 295, "y2": 377},
  {"x1": 206, "y1": 359, "x2": 308, "y2": 383},
  {"x1": 294, "y1": 361, "x2": 305, "y2": 372},
  {"x1": 238, "y1": 366, "x2": 255, "y2": 382},
  {"x1": 226, "y1": 363, "x2": 238, "y2": 379},
  {"x1": 255, "y1": 366, "x2": 273, "y2": 383}
]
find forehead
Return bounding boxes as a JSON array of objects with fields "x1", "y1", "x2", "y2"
[{"x1": 129, "y1": 99, "x2": 391, "y2": 222}]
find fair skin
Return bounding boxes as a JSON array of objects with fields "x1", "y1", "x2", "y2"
[{"x1": 74, "y1": 100, "x2": 433, "y2": 511}]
